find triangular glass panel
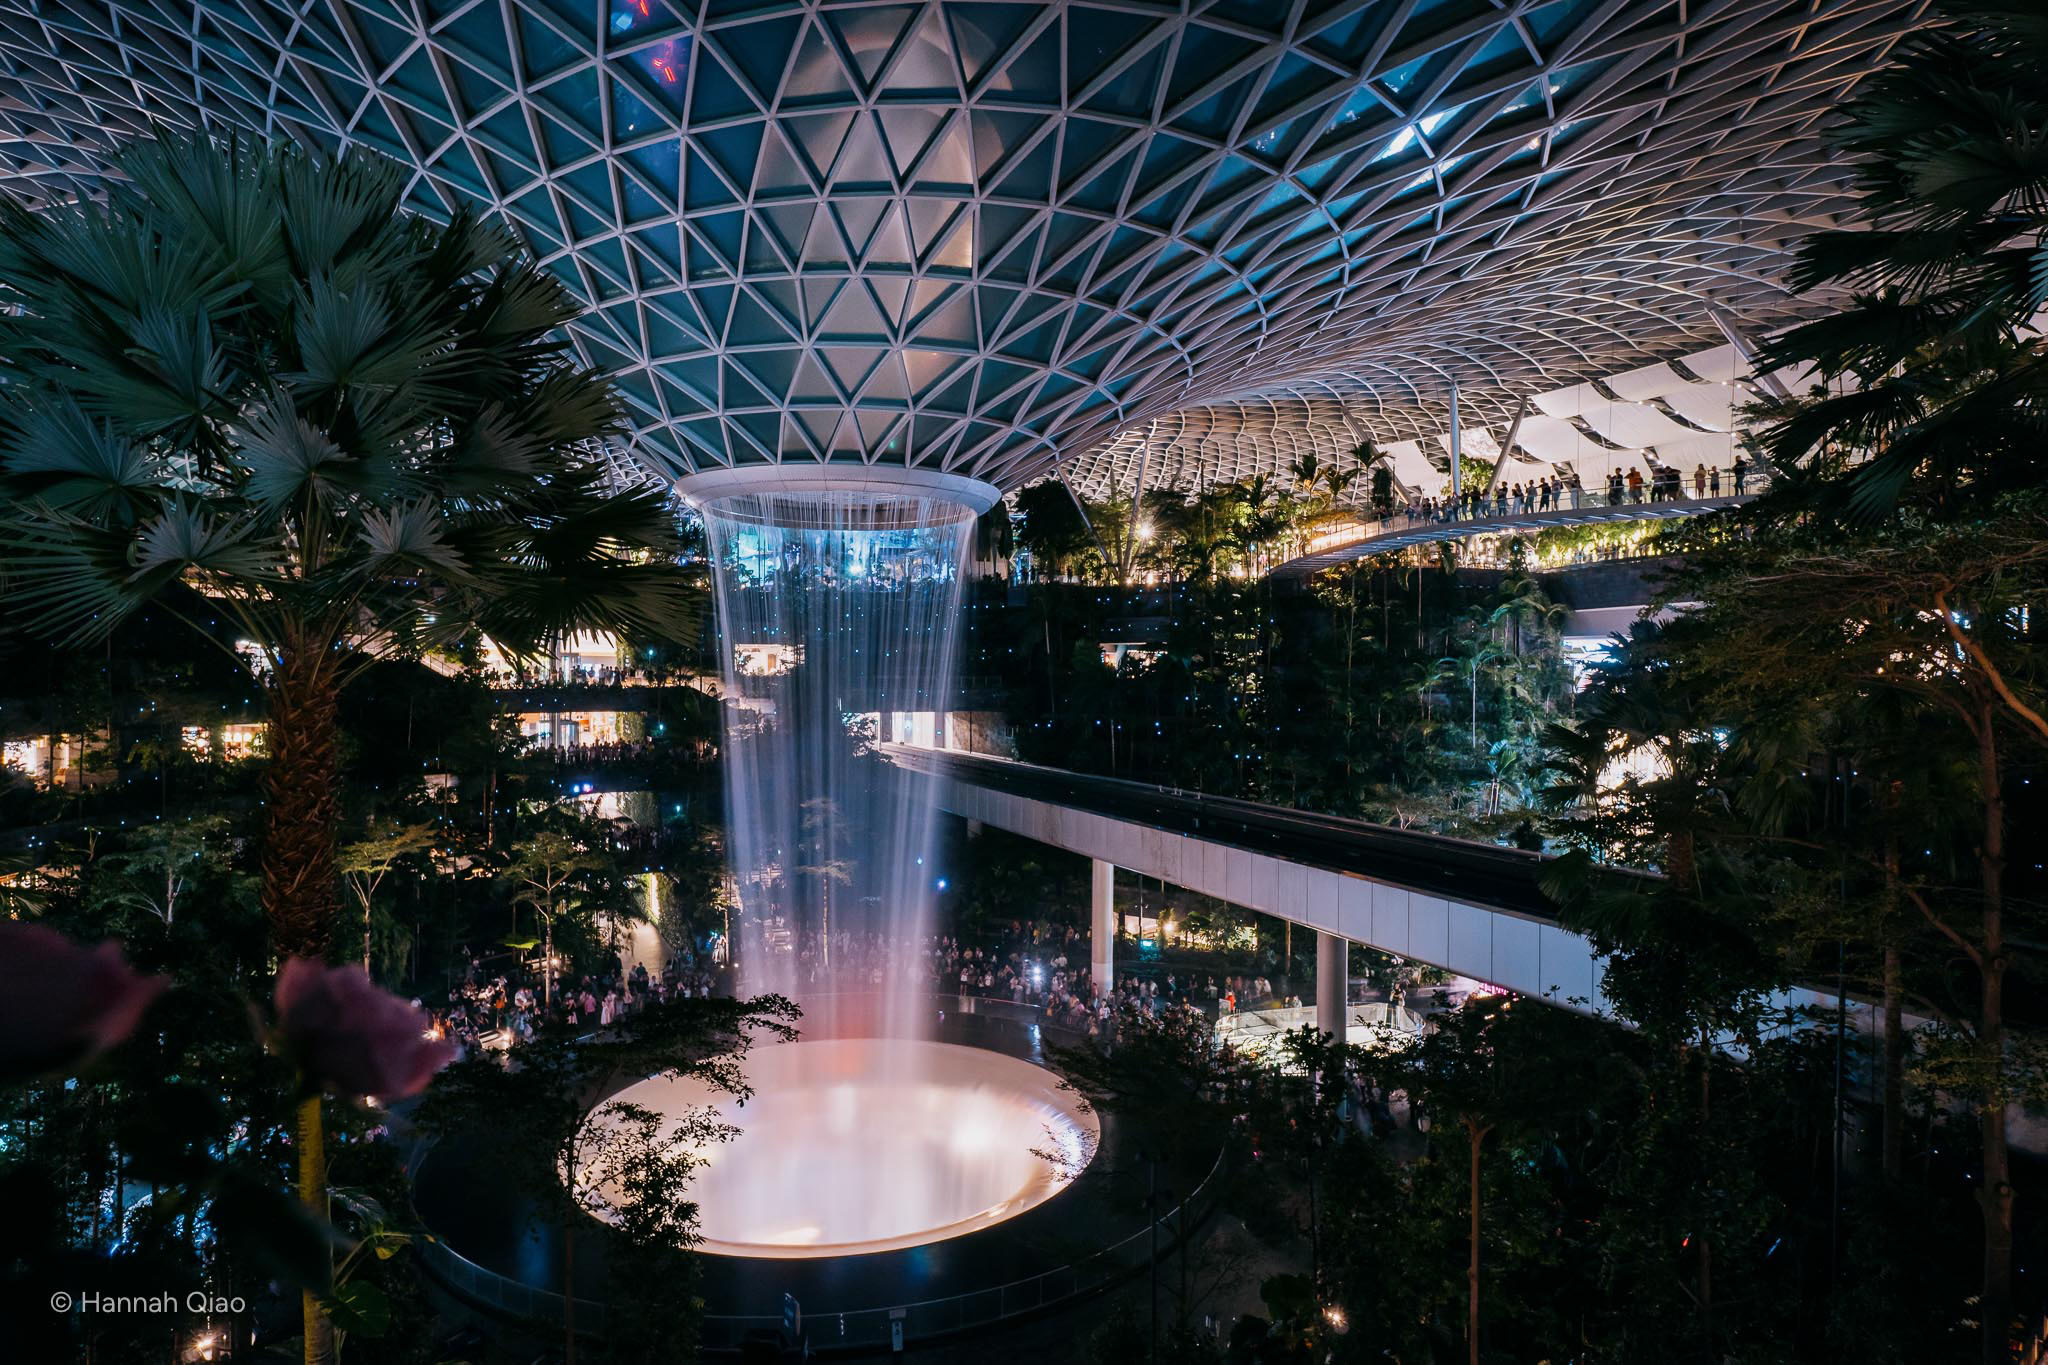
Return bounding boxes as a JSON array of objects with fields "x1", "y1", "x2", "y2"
[
  {"x1": 829, "y1": 412, "x2": 864, "y2": 455},
  {"x1": 1065, "y1": 6, "x2": 1161, "y2": 97},
  {"x1": 1068, "y1": 147, "x2": 1137, "y2": 215},
  {"x1": 729, "y1": 289, "x2": 795, "y2": 345},
  {"x1": 834, "y1": 115, "x2": 894, "y2": 187},
  {"x1": 689, "y1": 47, "x2": 760, "y2": 120},
  {"x1": 820, "y1": 346, "x2": 884, "y2": 391},
  {"x1": 794, "y1": 407, "x2": 839, "y2": 452},
  {"x1": 996, "y1": 22, "x2": 1063, "y2": 105},
  {"x1": 668, "y1": 354, "x2": 722, "y2": 405},
  {"x1": 785, "y1": 21, "x2": 860, "y2": 107},
  {"x1": 985, "y1": 222, "x2": 1042, "y2": 285},
  {"x1": 781, "y1": 110, "x2": 855, "y2": 180},
  {"x1": 819, "y1": 289, "x2": 886, "y2": 337},
  {"x1": 992, "y1": 128, "x2": 1057, "y2": 200},
  {"x1": 683, "y1": 148, "x2": 736, "y2": 211},
  {"x1": 680, "y1": 416, "x2": 729, "y2": 462},
  {"x1": 928, "y1": 370, "x2": 977, "y2": 414},
  {"x1": 607, "y1": 73, "x2": 667, "y2": 140},
  {"x1": 911, "y1": 118, "x2": 974, "y2": 190},
  {"x1": 756, "y1": 278, "x2": 804, "y2": 330},
  {"x1": 821, "y1": 4, "x2": 920, "y2": 90},
  {"x1": 475, "y1": 104, "x2": 540, "y2": 170},
  {"x1": 904, "y1": 197, "x2": 960, "y2": 258},
  {"x1": 711, "y1": 15, "x2": 802, "y2": 105},
  {"x1": 799, "y1": 276, "x2": 842, "y2": 325},
  {"x1": 881, "y1": 9, "x2": 957, "y2": 96},
  {"x1": 835, "y1": 197, "x2": 889, "y2": 255},
  {"x1": 909, "y1": 415, "x2": 958, "y2": 459},
  {"x1": 856, "y1": 409, "x2": 901, "y2": 451},
  {"x1": 865, "y1": 356, "x2": 912, "y2": 405},
  {"x1": 879, "y1": 105, "x2": 943, "y2": 179},
  {"x1": 865, "y1": 275, "x2": 912, "y2": 324},
  {"x1": 689, "y1": 210, "x2": 743, "y2": 268},
  {"x1": 635, "y1": 224, "x2": 685, "y2": 275},
  {"x1": 756, "y1": 125, "x2": 816, "y2": 194},
  {"x1": 968, "y1": 110, "x2": 1046, "y2": 184},
  {"x1": 904, "y1": 278, "x2": 957, "y2": 327},
  {"x1": 791, "y1": 354, "x2": 839, "y2": 402},
  {"x1": 731, "y1": 409, "x2": 780, "y2": 459},
  {"x1": 697, "y1": 123, "x2": 764, "y2": 191},
  {"x1": 742, "y1": 216, "x2": 788, "y2": 271},
  {"x1": 915, "y1": 293, "x2": 977, "y2": 347},
  {"x1": 722, "y1": 358, "x2": 774, "y2": 408},
  {"x1": 866, "y1": 203, "x2": 914, "y2": 266},
  {"x1": 945, "y1": 3, "x2": 1042, "y2": 90},
  {"x1": 642, "y1": 307, "x2": 702, "y2": 361},
  {"x1": 760, "y1": 201, "x2": 814, "y2": 258},
  {"x1": 928, "y1": 209, "x2": 974, "y2": 270},
  {"x1": 902, "y1": 348, "x2": 961, "y2": 396},
  {"x1": 802, "y1": 209, "x2": 850, "y2": 266}
]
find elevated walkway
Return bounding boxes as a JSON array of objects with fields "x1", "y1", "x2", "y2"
[
  {"x1": 1275, "y1": 488, "x2": 1753, "y2": 579},
  {"x1": 885, "y1": 745, "x2": 1625, "y2": 1016},
  {"x1": 887, "y1": 746, "x2": 1867, "y2": 1033}
]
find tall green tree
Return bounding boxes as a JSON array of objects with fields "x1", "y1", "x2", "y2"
[
  {"x1": 0, "y1": 135, "x2": 700, "y2": 1363},
  {"x1": 338, "y1": 822, "x2": 436, "y2": 978},
  {"x1": 1750, "y1": 1, "x2": 2048, "y2": 519}
]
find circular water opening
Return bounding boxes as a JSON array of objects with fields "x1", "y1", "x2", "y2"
[{"x1": 577, "y1": 1038, "x2": 1099, "y2": 1259}]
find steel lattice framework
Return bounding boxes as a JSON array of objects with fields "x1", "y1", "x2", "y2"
[{"x1": 0, "y1": 0, "x2": 1922, "y2": 495}]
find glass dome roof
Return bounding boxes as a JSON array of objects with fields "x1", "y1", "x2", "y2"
[{"x1": 0, "y1": 0, "x2": 1919, "y2": 493}]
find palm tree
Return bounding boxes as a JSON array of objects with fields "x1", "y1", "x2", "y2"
[
  {"x1": 1751, "y1": 1, "x2": 2048, "y2": 519},
  {"x1": 0, "y1": 134, "x2": 699, "y2": 1362}
]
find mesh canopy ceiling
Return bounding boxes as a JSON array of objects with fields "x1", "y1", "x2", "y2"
[{"x1": 0, "y1": 0, "x2": 1921, "y2": 492}]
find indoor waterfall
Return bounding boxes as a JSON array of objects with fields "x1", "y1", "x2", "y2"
[{"x1": 699, "y1": 485, "x2": 974, "y2": 1039}]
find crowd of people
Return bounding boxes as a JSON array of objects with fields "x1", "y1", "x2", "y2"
[
  {"x1": 1395, "y1": 457, "x2": 1752, "y2": 526},
  {"x1": 425, "y1": 950, "x2": 728, "y2": 1056},
  {"x1": 423, "y1": 909, "x2": 1346, "y2": 1063},
  {"x1": 534, "y1": 738, "x2": 715, "y2": 773},
  {"x1": 486, "y1": 662, "x2": 674, "y2": 689}
]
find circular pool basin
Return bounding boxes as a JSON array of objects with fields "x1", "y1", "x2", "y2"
[{"x1": 575, "y1": 1037, "x2": 1099, "y2": 1258}]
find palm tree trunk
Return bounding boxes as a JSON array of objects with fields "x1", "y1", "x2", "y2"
[
  {"x1": 264, "y1": 641, "x2": 342, "y2": 958},
  {"x1": 1973, "y1": 696, "x2": 2012, "y2": 1365},
  {"x1": 296, "y1": 1095, "x2": 332, "y2": 1365},
  {"x1": 266, "y1": 639, "x2": 341, "y2": 1365}
]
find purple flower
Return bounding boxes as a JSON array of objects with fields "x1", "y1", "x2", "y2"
[
  {"x1": 0, "y1": 922, "x2": 166, "y2": 1081},
  {"x1": 274, "y1": 958, "x2": 455, "y2": 1100}
]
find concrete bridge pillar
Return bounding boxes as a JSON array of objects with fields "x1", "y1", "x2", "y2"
[
  {"x1": 1317, "y1": 932, "x2": 1349, "y2": 1042},
  {"x1": 1091, "y1": 859, "x2": 1115, "y2": 994}
]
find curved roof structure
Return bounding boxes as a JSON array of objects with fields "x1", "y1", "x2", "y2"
[{"x1": 0, "y1": 0, "x2": 1921, "y2": 495}]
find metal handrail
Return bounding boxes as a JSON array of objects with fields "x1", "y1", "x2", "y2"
[
  {"x1": 699, "y1": 1145, "x2": 1228, "y2": 1351},
  {"x1": 414, "y1": 1133, "x2": 1226, "y2": 1354},
  {"x1": 416, "y1": 1229, "x2": 610, "y2": 1335}
]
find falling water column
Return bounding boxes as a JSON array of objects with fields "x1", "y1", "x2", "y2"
[{"x1": 681, "y1": 466, "x2": 1001, "y2": 1034}]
